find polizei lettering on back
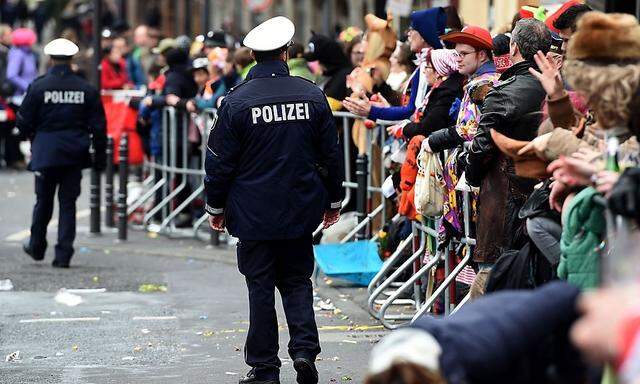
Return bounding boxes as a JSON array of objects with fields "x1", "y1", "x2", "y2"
[
  {"x1": 251, "y1": 102, "x2": 310, "y2": 124},
  {"x1": 43, "y1": 91, "x2": 85, "y2": 104}
]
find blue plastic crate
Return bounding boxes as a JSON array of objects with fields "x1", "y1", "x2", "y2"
[{"x1": 313, "y1": 240, "x2": 383, "y2": 286}]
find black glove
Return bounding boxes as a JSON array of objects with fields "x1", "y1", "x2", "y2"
[{"x1": 608, "y1": 167, "x2": 640, "y2": 221}]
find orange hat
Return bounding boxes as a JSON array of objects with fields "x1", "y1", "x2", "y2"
[{"x1": 441, "y1": 25, "x2": 493, "y2": 51}]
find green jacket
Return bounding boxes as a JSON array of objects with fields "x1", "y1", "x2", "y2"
[
  {"x1": 287, "y1": 58, "x2": 315, "y2": 83},
  {"x1": 239, "y1": 61, "x2": 256, "y2": 80},
  {"x1": 558, "y1": 187, "x2": 605, "y2": 290}
]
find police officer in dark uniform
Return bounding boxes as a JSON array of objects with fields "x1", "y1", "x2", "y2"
[
  {"x1": 17, "y1": 38, "x2": 107, "y2": 268},
  {"x1": 204, "y1": 16, "x2": 344, "y2": 384}
]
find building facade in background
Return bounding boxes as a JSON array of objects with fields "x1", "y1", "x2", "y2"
[{"x1": 119, "y1": 0, "x2": 640, "y2": 43}]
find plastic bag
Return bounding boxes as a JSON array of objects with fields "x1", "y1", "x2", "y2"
[{"x1": 414, "y1": 148, "x2": 445, "y2": 217}]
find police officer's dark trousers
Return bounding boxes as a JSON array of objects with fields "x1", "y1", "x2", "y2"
[
  {"x1": 30, "y1": 166, "x2": 82, "y2": 263},
  {"x1": 237, "y1": 235, "x2": 321, "y2": 380}
]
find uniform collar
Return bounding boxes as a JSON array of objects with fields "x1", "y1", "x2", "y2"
[
  {"x1": 245, "y1": 60, "x2": 289, "y2": 80},
  {"x1": 48, "y1": 64, "x2": 74, "y2": 76}
]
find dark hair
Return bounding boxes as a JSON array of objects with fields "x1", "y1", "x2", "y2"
[
  {"x1": 234, "y1": 47, "x2": 255, "y2": 67},
  {"x1": 148, "y1": 62, "x2": 163, "y2": 78},
  {"x1": 444, "y1": 6, "x2": 463, "y2": 32},
  {"x1": 287, "y1": 42, "x2": 305, "y2": 59},
  {"x1": 343, "y1": 34, "x2": 363, "y2": 58},
  {"x1": 492, "y1": 34, "x2": 511, "y2": 56},
  {"x1": 482, "y1": 49, "x2": 494, "y2": 61},
  {"x1": 553, "y1": 4, "x2": 592, "y2": 32},
  {"x1": 253, "y1": 45, "x2": 287, "y2": 62},
  {"x1": 395, "y1": 42, "x2": 416, "y2": 73},
  {"x1": 165, "y1": 47, "x2": 190, "y2": 67},
  {"x1": 512, "y1": 18, "x2": 552, "y2": 62},
  {"x1": 511, "y1": 12, "x2": 523, "y2": 32}
]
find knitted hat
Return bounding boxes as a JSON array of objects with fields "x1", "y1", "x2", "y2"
[
  {"x1": 567, "y1": 12, "x2": 640, "y2": 62},
  {"x1": 410, "y1": 7, "x2": 446, "y2": 49}
]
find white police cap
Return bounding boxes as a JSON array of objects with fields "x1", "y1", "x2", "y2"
[
  {"x1": 243, "y1": 16, "x2": 295, "y2": 52},
  {"x1": 44, "y1": 38, "x2": 79, "y2": 57}
]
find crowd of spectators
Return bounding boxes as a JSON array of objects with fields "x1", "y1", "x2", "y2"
[{"x1": 329, "y1": 3, "x2": 640, "y2": 384}]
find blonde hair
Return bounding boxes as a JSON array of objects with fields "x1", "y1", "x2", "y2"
[
  {"x1": 563, "y1": 60, "x2": 640, "y2": 129},
  {"x1": 365, "y1": 363, "x2": 447, "y2": 384}
]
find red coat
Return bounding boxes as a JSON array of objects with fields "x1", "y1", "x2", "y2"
[{"x1": 100, "y1": 58, "x2": 130, "y2": 89}]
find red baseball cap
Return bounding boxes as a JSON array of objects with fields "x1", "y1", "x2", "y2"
[{"x1": 441, "y1": 25, "x2": 493, "y2": 51}]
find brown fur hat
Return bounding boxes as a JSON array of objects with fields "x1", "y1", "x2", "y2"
[{"x1": 567, "y1": 11, "x2": 640, "y2": 62}]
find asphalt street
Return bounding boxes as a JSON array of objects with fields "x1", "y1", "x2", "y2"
[{"x1": 0, "y1": 169, "x2": 386, "y2": 384}]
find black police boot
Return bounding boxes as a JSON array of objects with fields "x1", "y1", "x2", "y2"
[
  {"x1": 52, "y1": 259, "x2": 70, "y2": 268},
  {"x1": 293, "y1": 358, "x2": 318, "y2": 384},
  {"x1": 23, "y1": 240, "x2": 45, "y2": 261},
  {"x1": 238, "y1": 369, "x2": 280, "y2": 384}
]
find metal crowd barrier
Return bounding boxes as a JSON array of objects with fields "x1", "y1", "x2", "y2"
[
  {"x1": 104, "y1": 108, "x2": 393, "y2": 244},
  {"x1": 365, "y1": 184, "x2": 476, "y2": 329}
]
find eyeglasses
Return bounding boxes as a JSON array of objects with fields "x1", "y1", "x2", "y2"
[{"x1": 455, "y1": 50, "x2": 477, "y2": 58}]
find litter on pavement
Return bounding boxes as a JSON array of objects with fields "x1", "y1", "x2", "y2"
[
  {"x1": 138, "y1": 283, "x2": 168, "y2": 293},
  {"x1": 5, "y1": 351, "x2": 20, "y2": 362},
  {"x1": 65, "y1": 288, "x2": 106, "y2": 294},
  {"x1": 54, "y1": 290, "x2": 83, "y2": 306},
  {"x1": 0, "y1": 279, "x2": 14, "y2": 291}
]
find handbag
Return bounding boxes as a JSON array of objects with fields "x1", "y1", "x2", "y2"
[{"x1": 414, "y1": 148, "x2": 445, "y2": 217}]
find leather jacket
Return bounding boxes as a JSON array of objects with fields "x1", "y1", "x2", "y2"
[{"x1": 465, "y1": 61, "x2": 547, "y2": 187}]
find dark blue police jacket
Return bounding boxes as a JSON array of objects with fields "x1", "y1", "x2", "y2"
[
  {"x1": 16, "y1": 64, "x2": 106, "y2": 171},
  {"x1": 204, "y1": 60, "x2": 344, "y2": 240}
]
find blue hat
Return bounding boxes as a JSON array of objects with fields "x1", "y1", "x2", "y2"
[{"x1": 410, "y1": 7, "x2": 446, "y2": 49}]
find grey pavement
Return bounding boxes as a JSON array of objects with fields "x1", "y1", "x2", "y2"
[{"x1": 0, "y1": 169, "x2": 386, "y2": 383}]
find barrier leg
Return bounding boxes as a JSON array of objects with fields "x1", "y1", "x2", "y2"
[
  {"x1": 117, "y1": 134, "x2": 129, "y2": 241},
  {"x1": 105, "y1": 137, "x2": 115, "y2": 228},
  {"x1": 356, "y1": 154, "x2": 368, "y2": 240},
  {"x1": 89, "y1": 147, "x2": 102, "y2": 235}
]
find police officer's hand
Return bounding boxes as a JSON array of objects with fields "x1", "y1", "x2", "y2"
[
  {"x1": 322, "y1": 209, "x2": 340, "y2": 229},
  {"x1": 208, "y1": 214, "x2": 225, "y2": 231}
]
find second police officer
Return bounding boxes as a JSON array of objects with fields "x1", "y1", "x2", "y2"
[
  {"x1": 204, "y1": 16, "x2": 344, "y2": 384},
  {"x1": 18, "y1": 38, "x2": 107, "y2": 268}
]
